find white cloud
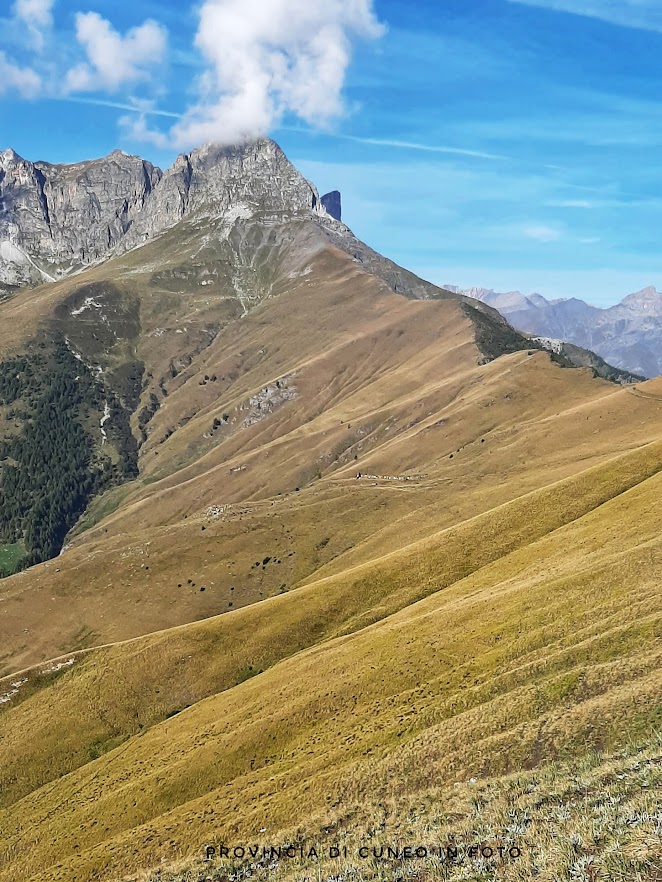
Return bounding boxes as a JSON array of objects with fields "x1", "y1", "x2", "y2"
[
  {"x1": 522, "y1": 224, "x2": 562, "y2": 242},
  {"x1": 507, "y1": 1, "x2": 662, "y2": 33},
  {"x1": 64, "y1": 12, "x2": 167, "y2": 94},
  {"x1": 0, "y1": 50, "x2": 41, "y2": 98},
  {"x1": 165, "y1": 0, "x2": 385, "y2": 148},
  {"x1": 12, "y1": 0, "x2": 54, "y2": 50}
]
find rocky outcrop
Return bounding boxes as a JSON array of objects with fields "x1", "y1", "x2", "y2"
[
  {"x1": 0, "y1": 148, "x2": 162, "y2": 286},
  {"x1": 532, "y1": 336, "x2": 644, "y2": 384},
  {"x1": 120, "y1": 139, "x2": 324, "y2": 251},
  {"x1": 321, "y1": 190, "x2": 342, "y2": 222}
]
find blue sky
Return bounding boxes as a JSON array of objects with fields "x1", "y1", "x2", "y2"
[{"x1": 2, "y1": 0, "x2": 662, "y2": 305}]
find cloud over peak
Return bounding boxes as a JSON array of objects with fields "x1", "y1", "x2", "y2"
[
  {"x1": 2, "y1": 0, "x2": 383, "y2": 149},
  {"x1": 169, "y1": 0, "x2": 385, "y2": 148}
]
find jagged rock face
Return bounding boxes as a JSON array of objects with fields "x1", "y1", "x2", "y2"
[
  {"x1": 0, "y1": 139, "x2": 326, "y2": 289},
  {"x1": 620, "y1": 285, "x2": 662, "y2": 316},
  {"x1": 321, "y1": 190, "x2": 342, "y2": 222},
  {"x1": 119, "y1": 139, "x2": 323, "y2": 251},
  {"x1": 0, "y1": 148, "x2": 162, "y2": 285}
]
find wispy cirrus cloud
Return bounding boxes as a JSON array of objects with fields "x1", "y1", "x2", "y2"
[
  {"x1": 319, "y1": 131, "x2": 507, "y2": 161},
  {"x1": 61, "y1": 96, "x2": 181, "y2": 119},
  {"x1": 507, "y1": 0, "x2": 662, "y2": 33}
]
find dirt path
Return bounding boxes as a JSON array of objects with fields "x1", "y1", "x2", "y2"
[{"x1": 627, "y1": 385, "x2": 662, "y2": 402}]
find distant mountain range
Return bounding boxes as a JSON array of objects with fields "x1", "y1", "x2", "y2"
[{"x1": 444, "y1": 284, "x2": 662, "y2": 378}]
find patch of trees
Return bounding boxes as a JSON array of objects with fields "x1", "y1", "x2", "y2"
[
  {"x1": 0, "y1": 337, "x2": 138, "y2": 574},
  {"x1": 108, "y1": 360, "x2": 145, "y2": 411},
  {"x1": 461, "y1": 302, "x2": 538, "y2": 362},
  {"x1": 106, "y1": 399, "x2": 139, "y2": 479}
]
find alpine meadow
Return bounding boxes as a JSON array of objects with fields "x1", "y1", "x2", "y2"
[{"x1": 0, "y1": 2, "x2": 661, "y2": 880}]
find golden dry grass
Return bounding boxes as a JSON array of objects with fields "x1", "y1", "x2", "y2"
[
  {"x1": 3, "y1": 243, "x2": 662, "y2": 672},
  {"x1": 138, "y1": 739, "x2": 662, "y2": 882},
  {"x1": 0, "y1": 448, "x2": 660, "y2": 881},
  {"x1": 0, "y1": 219, "x2": 661, "y2": 882},
  {"x1": 2, "y1": 434, "x2": 662, "y2": 809}
]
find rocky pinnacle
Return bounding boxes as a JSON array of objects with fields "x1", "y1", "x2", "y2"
[{"x1": 321, "y1": 190, "x2": 342, "y2": 222}]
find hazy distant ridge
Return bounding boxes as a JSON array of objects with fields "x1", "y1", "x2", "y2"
[{"x1": 447, "y1": 283, "x2": 662, "y2": 378}]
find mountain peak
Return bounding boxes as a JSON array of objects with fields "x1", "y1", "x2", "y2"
[
  {"x1": 454, "y1": 286, "x2": 550, "y2": 313},
  {"x1": 620, "y1": 286, "x2": 662, "y2": 313},
  {"x1": 114, "y1": 137, "x2": 323, "y2": 253},
  {"x1": 625, "y1": 285, "x2": 659, "y2": 299},
  {"x1": 107, "y1": 149, "x2": 143, "y2": 162},
  {"x1": 0, "y1": 148, "x2": 22, "y2": 168},
  {"x1": 183, "y1": 137, "x2": 294, "y2": 173},
  {"x1": 193, "y1": 135, "x2": 276, "y2": 154}
]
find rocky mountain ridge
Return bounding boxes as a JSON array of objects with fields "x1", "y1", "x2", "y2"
[
  {"x1": 0, "y1": 147, "x2": 162, "y2": 286},
  {"x1": 0, "y1": 140, "x2": 341, "y2": 290},
  {"x1": 0, "y1": 137, "x2": 641, "y2": 387}
]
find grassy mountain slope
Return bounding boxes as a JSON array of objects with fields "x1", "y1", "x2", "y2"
[
  {"x1": 2, "y1": 221, "x2": 662, "y2": 672},
  {"x1": 0, "y1": 434, "x2": 660, "y2": 881},
  {"x1": 0, "y1": 159, "x2": 661, "y2": 882},
  {"x1": 1, "y1": 432, "x2": 662, "y2": 802}
]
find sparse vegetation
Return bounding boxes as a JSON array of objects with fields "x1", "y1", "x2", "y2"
[
  {"x1": 141, "y1": 741, "x2": 662, "y2": 882},
  {"x1": 235, "y1": 664, "x2": 263, "y2": 684}
]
